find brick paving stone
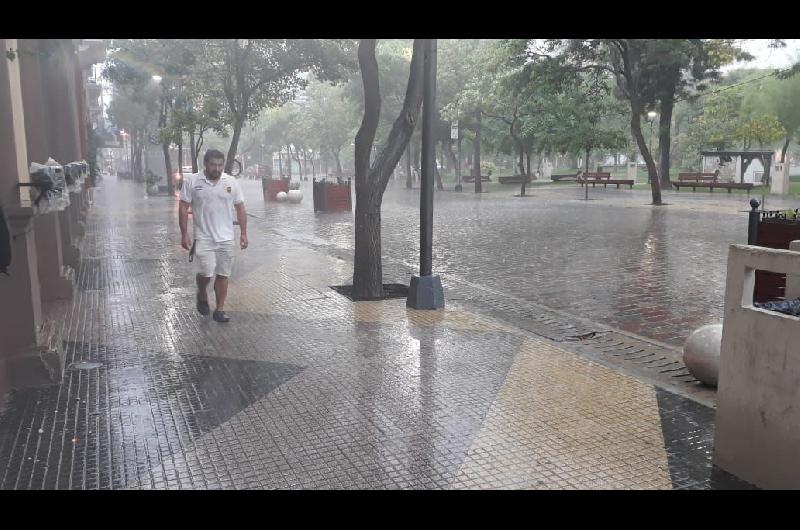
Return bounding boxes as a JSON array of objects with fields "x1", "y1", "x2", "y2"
[{"x1": 0, "y1": 177, "x2": 762, "y2": 489}]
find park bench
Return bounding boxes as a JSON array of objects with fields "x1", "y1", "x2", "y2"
[
  {"x1": 671, "y1": 172, "x2": 755, "y2": 194},
  {"x1": 498, "y1": 175, "x2": 531, "y2": 184},
  {"x1": 670, "y1": 172, "x2": 719, "y2": 191},
  {"x1": 550, "y1": 173, "x2": 581, "y2": 182},
  {"x1": 578, "y1": 172, "x2": 634, "y2": 189},
  {"x1": 461, "y1": 175, "x2": 492, "y2": 183}
]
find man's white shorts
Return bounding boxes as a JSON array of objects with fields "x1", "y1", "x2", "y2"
[{"x1": 194, "y1": 239, "x2": 235, "y2": 278}]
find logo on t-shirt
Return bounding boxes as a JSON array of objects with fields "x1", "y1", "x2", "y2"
[{"x1": 226, "y1": 186, "x2": 231, "y2": 193}]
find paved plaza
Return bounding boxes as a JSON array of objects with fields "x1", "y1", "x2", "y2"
[{"x1": 2, "y1": 175, "x2": 789, "y2": 490}]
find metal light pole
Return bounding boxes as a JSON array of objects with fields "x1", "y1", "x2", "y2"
[
  {"x1": 407, "y1": 39, "x2": 444, "y2": 310},
  {"x1": 454, "y1": 98, "x2": 462, "y2": 192}
]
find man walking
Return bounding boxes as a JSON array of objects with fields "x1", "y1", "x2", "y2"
[{"x1": 179, "y1": 149, "x2": 248, "y2": 323}]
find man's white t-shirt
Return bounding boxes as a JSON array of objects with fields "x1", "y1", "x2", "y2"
[{"x1": 180, "y1": 172, "x2": 245, "y2": 243}]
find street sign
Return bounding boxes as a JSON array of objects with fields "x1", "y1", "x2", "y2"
[{"x1": 450, "y1": 121, "x2": 458, "y2": 140}]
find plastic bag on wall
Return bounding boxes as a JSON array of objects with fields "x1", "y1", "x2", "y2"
[{"x1": 754, "y1": 298, "x2": 800, "y2": 316}]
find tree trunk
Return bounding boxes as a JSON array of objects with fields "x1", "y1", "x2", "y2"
[
  {"x1": 158, "y1": 97, "x2": 174, "y2": 193},
  {"x1": 194, "y1": 129, "x2": 205, "y2": 169},
  {"x1": 434, "y1": 141, "x2": 444, "y2": 190},
  {"x1": 178, "y1": 136, "x2": 183, "y2": 177},
  {"x1": 473, "y1": 110, "x2": 482, "y2": 193},
  {"x1": 409, "y1": 141, "x2": 420, "y2": 183},
  {"x1": 445, "y1": 140, "x2": 458, "y2": 172},
  {"x1": 135, "y1": 130, "x2": 143, "y2": 181},
  {"x1": 353, "y1": 196, "x2": 384, "y2": 299},
  {"x1": 781, "y1": 136, "x2": 791, "y2": 163},
  {"x1": 278, "y1": 148, "x2": 283, "y2": 177},
  {"x1": 658, "y1": 93, "x2": 675, "y2": 189},
  {"x1": 285, "y1": 146, "x2": 292, "y2": 178},
  {"x1": 584, "y1": 147, "x2": 590, "y2": 200},
  {"x1": 405, "y1": 143, "x2": 412, "y2": 188},
  {"x1": 131, "y1": 131, "x2": 138, "y2": 179},
  {"x1": 414, "y1": 140, "x2": 421, "y2": 183},
  {"x1": 291, "y1": 146, "x2": 303, "y2": 180},
  {"x1": 434, "y1": 159, "x2": 444, "y2": 191},
  {"x1": 225, "y1": 115, "x2": 245, "y2": 174},
  {"x1": 353, "y1": 38, "x2": 424, "y2": 299},
  {"x1": 189, "y1": 130, "x2": 198, "y2": 173},
  {"x1": 631, "y1": 107, "x2": 662, "y2": 205},
  {"x1": 509, "y1": 117, "x2": 526, "y2": 196},
  {"x1": 526, "y1": 151, "x2": 532, "y2": 180},
  {"x1": 334, "y1": 149, "x2": 343, "y2": 177},
  {"x1": 162, "y1": 141, "x2": 173, "y2": 192}
]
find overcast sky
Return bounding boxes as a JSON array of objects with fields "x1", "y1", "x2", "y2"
[{"x1": 724, "y1": 39, "x2": 800, "y2": 71}]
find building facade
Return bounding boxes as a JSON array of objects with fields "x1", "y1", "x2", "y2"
[{"x1": 0, "y1": 39, "x2": 105, "y2": 396}]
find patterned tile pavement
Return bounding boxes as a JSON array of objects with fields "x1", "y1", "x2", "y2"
[{"x1": 0, "y1": 177, "x2": 760, "y2": 489}]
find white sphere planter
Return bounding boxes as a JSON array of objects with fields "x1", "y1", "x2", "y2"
[
  {"x1": 287, "y1": 189, "x2": 303, "y2": 203},
  {"x1": 276, "y1": 191, "x2": 288, "y2": 202},
  {"x1": 682, "y1": 323, "x2": 723, "y2": 387}
]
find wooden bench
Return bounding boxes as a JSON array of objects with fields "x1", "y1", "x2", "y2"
[
  {"x1": 461, "y1": 175, "x2": 492, "y2": 183},
  {"x1": 550, "y1": 173, "x2": 581, "y2": 182},
  {"x1": 714, "y1": 182, "x2": 756, "y2": 194},
  {"x1": 578, "y1": 172, "x2": 634, "y2": 189},
  {"x1": 670, "y1": 172, "x2": 719, "y2": 191},
  {"x1": 498, "y1": 175, "x2": 531, "y2": 184},
  {"x1": 671, "y1": 172, "x2": 755, "y2": 194}
]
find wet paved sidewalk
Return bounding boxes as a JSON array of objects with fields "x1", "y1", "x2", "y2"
[{"x1": 0, "y1": 178, "x2": 756, "y2": 489}]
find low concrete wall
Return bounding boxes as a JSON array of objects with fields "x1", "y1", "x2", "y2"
[
  {"x1": 787, "y1": 240, "x2": 800, "y2": 299},
  {"x1": 714, "y1": 244, "x2": 800, "y2": 489}
]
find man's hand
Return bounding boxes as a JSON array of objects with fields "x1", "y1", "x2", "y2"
[
  {"x1": 182, "y1": 233, "x2": 193, "y2": 251},
  {"x1": 240, "y1": 233, "x2": 248, "y2": 250}
]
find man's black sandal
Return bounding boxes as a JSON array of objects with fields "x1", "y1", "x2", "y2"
[{"x1": 213, "y1": 310, "x2": 230, "y2": 323}]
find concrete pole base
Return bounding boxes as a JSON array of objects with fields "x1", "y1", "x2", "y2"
[
  {"x1": 2, "y1": 345, "x2": 64, "y2": 388},
  {"x1": 406, "y1": 274, "x2": 445, "y2": 310},
  {"x1": 40, "y1": 266, "x2": 76, "y2": 302}
]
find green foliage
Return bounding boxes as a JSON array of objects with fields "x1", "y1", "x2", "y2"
[
  {"x1": 747, "y1": 73, "x2": 800, "y2": 147},
  {"x1": 734, "y1": 115, "x2": 785, "y2": 148}
]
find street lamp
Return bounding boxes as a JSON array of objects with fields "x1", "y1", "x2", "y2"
[
  {"x1": 407, "y1": 38, "x2": 444, "y2": 310},
  {"x1": 454, "y1": 97, "x2": 462, "y2": 192}
]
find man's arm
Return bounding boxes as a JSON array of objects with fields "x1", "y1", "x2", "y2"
[
  {"x1": 234, "y1": 202, "x2": 248, "y2": 249},
  {"x1": 179, "y1": 201, "x2": 192, "y2": 250}
]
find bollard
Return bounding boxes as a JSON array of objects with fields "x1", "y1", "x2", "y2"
[{"x1": 747, "y1": 198, "x2": 760, "y2": 246}]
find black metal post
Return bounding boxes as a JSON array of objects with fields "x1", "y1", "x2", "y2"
[
  {"x1": 455, "y1": 136, "x2": 462, "y2": 192},
  {"x1": 420, "y1": 39, "x2": 436, "y2": 277},
  {"x1": 407, "y1": 39, "x2": 444, "y2": 310},
  {"x1": 748, "y1": 198, "x2": 760, "y2": 246}
]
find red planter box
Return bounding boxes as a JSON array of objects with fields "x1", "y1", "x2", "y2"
[
  {"x1": 313, "y1": 178, "x2": 352, "y2": 212},
  {"x1": 262, "y1": 178, "x2": 289, "y2": 202},
  {"x1": 754, "y1": 220, "x2": 800, "y2": 303}
]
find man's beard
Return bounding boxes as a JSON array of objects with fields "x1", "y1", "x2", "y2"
[{"x1": 206, "y1": 169, "x2": 221, "y2": 180}]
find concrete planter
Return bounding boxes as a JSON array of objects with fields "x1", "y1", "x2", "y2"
[
  {"x1": 714, "y1": 242, "x2": 800, "y2": 489},
  {"x1": 262, "y1": 178, "x2": 289, "y2": 202}
]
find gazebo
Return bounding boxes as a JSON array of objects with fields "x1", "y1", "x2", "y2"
[{"x1": 700, "y1": 149, "x2": 774, "y2": 186}]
